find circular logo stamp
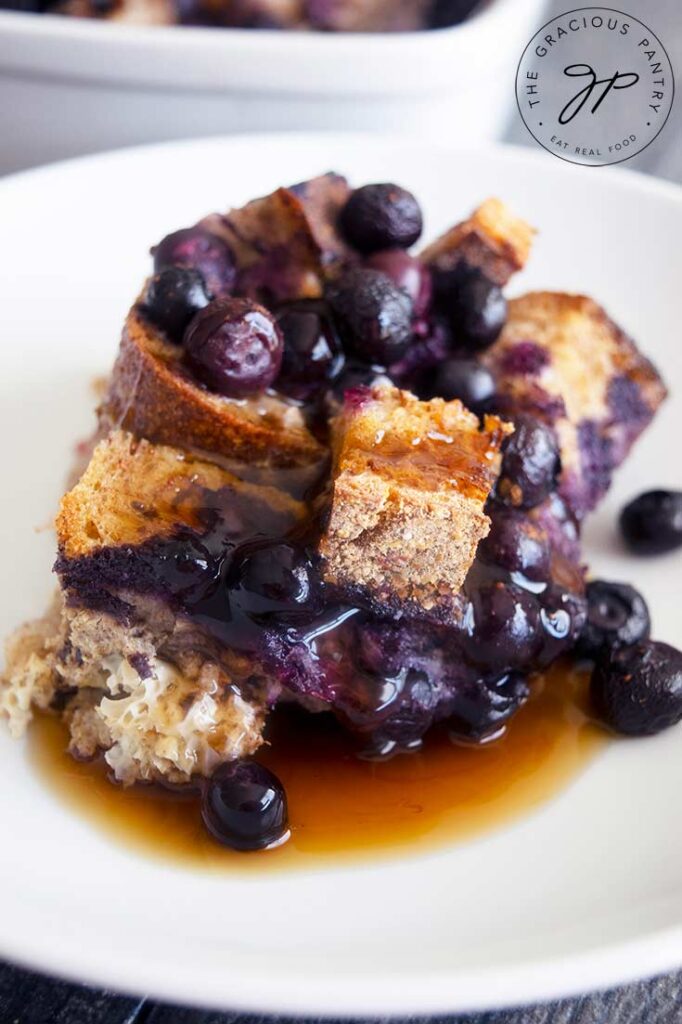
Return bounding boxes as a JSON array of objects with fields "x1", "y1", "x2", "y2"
[{"x1": 516, "y1": 7, "x2": 675, "y2": 166}]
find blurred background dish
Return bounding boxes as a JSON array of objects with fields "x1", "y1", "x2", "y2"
[{"x1": 0, "y1": 0, "x2": 546, "y2": 173}]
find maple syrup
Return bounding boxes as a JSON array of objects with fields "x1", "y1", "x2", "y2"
[{"x1": 29, "y1": 661, "x2": 606, "y2": 871}]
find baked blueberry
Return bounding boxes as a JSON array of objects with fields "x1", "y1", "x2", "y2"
[
  {"x1": 184, "y1": 297, "x2": 283, "y2": 398},
  {"x1": 591, "y1": 641, "x2": 682, "y2": 736},
  {"x1": 438, "y1": 269, "x2": 507, "y2": 351},
  {"x1": 463, "y1": 583, "x2": 540, "y2": 672},
  {"x1": 327, "y1": 268, "x2": 413, "y2": 365},
  {"x1": 365, "y1": 249, "x2": 432, "y2": 317},
  {"x1": 230, "y1": 542, "x2": 318, "y2": 618},
  {"x1": 141, "y1": 267, "x2": 211, "y2": 345},
  {"x1": 478, "y1": 511, "x2": 550, "y2": 581},
  {"x1": 275, "y1": 300, "x2": 344, "y2": 401},
  {"x1": 576, "y1": 580, "x2": 650, "y2": 659},
  {"x1": 152, "y1": 226, "x2": 236, "y2": 297},
  {"x1": 449, "y1": 671, "x2": 530, "y2": 742},
  {"x1": 619, "y1": 490, "x2": 682, "y2": 555},
  {"x1": 332, "y1": 361, "x2": 385, "y2": 400},
  {"x1": 430, "y1": 358, "x2": 496, "y2": 412},
  {"x1": 339, "y1": 184, "x2": 423, "y2": 254},
  {"x1": 201, "y1": 760, "x2": 289, "y2": 851},
  {"x1": 496, "y1": 417, "x2": 560, "y2": 509}
]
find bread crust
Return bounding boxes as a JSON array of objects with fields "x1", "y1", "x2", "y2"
[{"x1": 101, "y1": 307, "x2": 326, "y2": 468}]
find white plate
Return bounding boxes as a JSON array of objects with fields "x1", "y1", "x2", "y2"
[{"x1": 0, "y1": 134, "x2": 681, "y2": 1015}]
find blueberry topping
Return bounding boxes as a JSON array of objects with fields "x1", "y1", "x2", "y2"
[
  {"x1": 479, "y1": 511, "x2": 551, "y2": 581},
  {"x1": 591, "y1": 641, "x2": 682, "y2": 736},
  {"x1": 230, "y1": 542, "x2": 318, "y2": 618},
  {"x1": 184, "y1": 297, "x2": 283, "y2": 398},
  {"x1": 619, "y1": 490, "x2": 682, "y2": 555},
  {"x1": 449, "y1": 671, "x2": 530, "y2": 742},
  {"x1": 496, "y1": 417, "x2": 560, "y2": 510},
  {"x1": 339, "y1": 183, "x2": 423, "y2": 254},
  {"x1": 152, "y1": 226, "x2": 236, "y2": 297},
  {"x1": 201, "y1": 760, "x2": 289, "y2": 851},
  {"x1": 576, "y1": 580, "x2": 650, "y2": 659},
  {"x1": 327, "y1": 268, "x2": 413, "y2": 365},
  {"x1": 430, "y1": 358, "x2": 496, "y2": 412},
  {"x1": 141, "y1": 267, "x2": 211, "y2": 345},
  {"x1": 438, "y1": 269, "x2": 507, "y2": 351},
  {"x1": 365, "y1": 249, "x2": 432, "y2": 317},
  {"x1": 463, "y1": 583, "x2": 540, "y2": 671},
  {"x1": 275, "y1": 300, "x2": 344, "y2": 401}
]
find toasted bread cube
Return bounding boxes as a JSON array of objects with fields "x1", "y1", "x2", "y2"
[
  {"x1": 420, "y1": 197, "x2": 535, "y2": 287},
  {"x1": 319, "y1": 384, "x2": 512, "y2": 613},
  {"x1": 57, "y1": 429, "x2": 305, "y2": 562},
  {"x1": 202, "y1": 172, "x2": 351, "y2": 303},
  {"x1": 483, "y1": 292, "x2": 667, "y2": 517}
]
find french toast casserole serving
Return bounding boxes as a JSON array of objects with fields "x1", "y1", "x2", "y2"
[{"x1": 0, "y1": 174, "x2": 673, "y2": 852}]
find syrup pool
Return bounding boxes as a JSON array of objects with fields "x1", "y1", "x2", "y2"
[{"x1": 29, "y1": 661, "x2": 606, "y2": 872}]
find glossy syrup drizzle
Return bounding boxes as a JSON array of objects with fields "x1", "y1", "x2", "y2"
[{"x1": 29, "y1": 661, "x2": 606, "y2": 872}]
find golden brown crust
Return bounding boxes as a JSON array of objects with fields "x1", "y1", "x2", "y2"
[
  {"x1": 420, "y1": 197, "x2": 535, "y2": 286},
  {"x1": 100, "y1": 307, "x2": 326, "y2": 468},
  {"x1": 319, "y1": 385, "x2": 512, "y2": 611},
  {"x1": 57, "y1": 429, "x2": 305, "y2": 560}
]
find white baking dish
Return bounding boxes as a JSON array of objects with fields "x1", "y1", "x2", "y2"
[{"x1": 0, "y1": 0, "x2": 546, "y2": 173}]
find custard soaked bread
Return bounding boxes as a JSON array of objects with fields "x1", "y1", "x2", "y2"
[
  {"x1": 483, "y1": 292, "x2": 667, "y2": 518},
  {"x1": 1, "y1": 175, "x2": 668, "y2": 850}
]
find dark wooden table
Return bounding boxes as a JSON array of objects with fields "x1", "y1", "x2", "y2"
[
  {"x1": 2, "y1": 0, "x2": 681, "y2": 1020},
  {"x1": 1, "y1": 960, "x2": 681, "y2": 1023}
]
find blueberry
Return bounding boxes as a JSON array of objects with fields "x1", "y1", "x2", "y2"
[
  {"x1": 152, "y1": 226, "x2": 236, "y2": 297},
  {"x1": 438, "y1": 269, "x2": 507, "y2": 352},
  {"x1": 141, "y1": 267, "x2": 211, "y2": 345},
  {"x1": 591, "y1": 641, "x2": 682, "y2": 736},
  {"x1": 430, "y1": 358, "x2": 496, "y2": 412},
  {"x1": 496, "y1": 417, "x2": 560, "y2": 510},
  {"x1": 184, "y1": 297, "x2": 283, "y2": 398},
  {"x1": 230, "y1": 542, "x2": 318, "y2": 618},
  {"x1": 449, "y1": 671, "x2": 530, "y2": 742},
  {"x1": 326, "y1": 268, "x2": 413, "y2": 365},
  {"x1": 478, "y1": 511, "x2": 551, "y2": 581},
  {"x1": 339, "y1": 183, "x2": 423, "y2": 254},
  {"x1": 536, "y1": 585, "x2": 587, "y2": 666},
  {"x1": 275, "y1": 300, "x2": 344, "y2": 401},
  {"x1": 576, "y1": 580, "x2": 650, "y2": 659},
  {"x1": 365, "y1": 250, "x2": 432, "y2": 318},
  {"x1": 619, "y1": 490, "x2": 682, "y2": 556},
  {"x1": 201, "y1": 760, "x2": 289, "y2": 851},
  {"x1": 463, "y1": 583, "x2": 540, "y2": 671},
  {"x1": 332, "y1": 361, "x2": 385, "y2": 400}
]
